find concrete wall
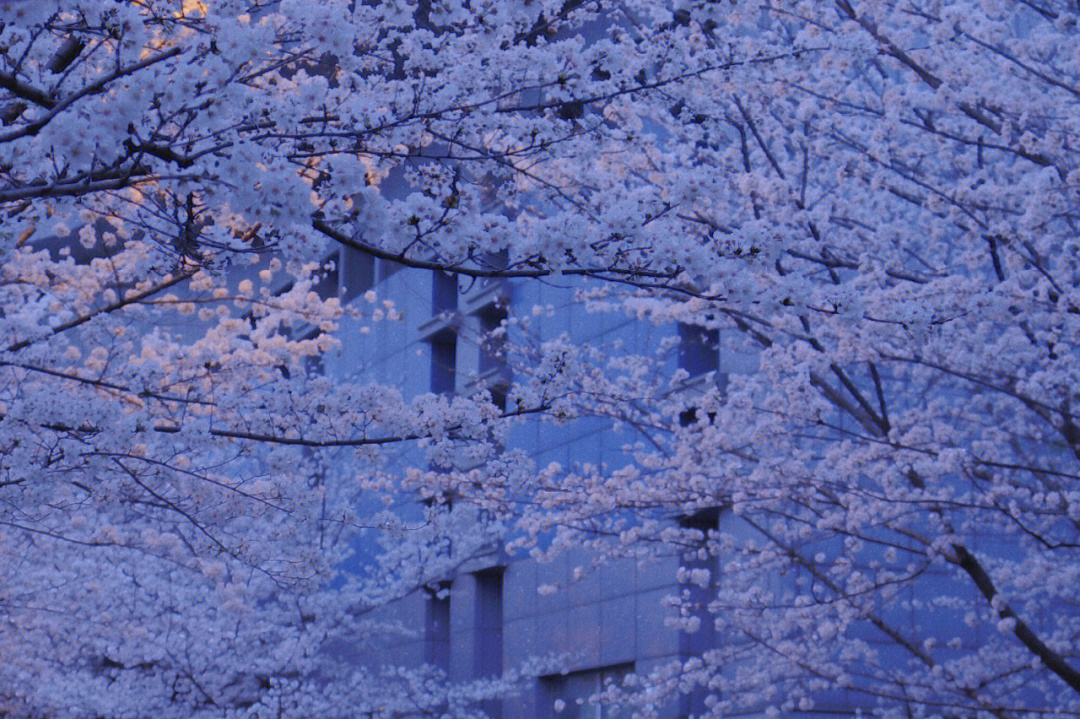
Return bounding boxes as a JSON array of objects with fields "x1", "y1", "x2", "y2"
[{"x1": 326, "y1": 253, "x2": 711, "y2": 718}]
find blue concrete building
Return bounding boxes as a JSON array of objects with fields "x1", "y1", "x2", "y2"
[{"x1": 312, "y1": 239, "x2": 740, "y2": 719}]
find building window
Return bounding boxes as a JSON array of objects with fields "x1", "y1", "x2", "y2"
[
  {"x1": 425, "y1": 269, "x2": 459, "y2": 396},
  {"x1": 678, "y1": 508, "x2": 719, "y2": 718},
  {"x1": 339, "y1": 246, "x2": 374, "y2": 302},
  {"x1": 429, "y1": 328, "x2": 457, "y2": 396},
  {"x1": 432, "y1": 270, "x2": 457, "y2": 316},
  {"x1": 488, "y1": 385, "x2": 508, "y2": 414},
  {"x1": 424, "y1": 581, "x2": 452, "y2": 670},
  {"x1": 475, "y1": 568, "x2": 504, "y2": 719},
  {"x1": 311, "y1": 252, "x2": 340, "y2": 302},
  {"x1": 542, "y1": 664, "x2": 632, "y2": 719},
  {"x1": 477, "y1": 301, "x2": 507, "y2": 376},
  {"x1": 677, "y1": 322, "x2": 719, "y2": 378},
  {"x1": 476, "y1": 299, "x2": 509, "y2": 411},
  {"x1": 461, "y1": 278, "x2": 511, "y2": 412},
  {"x1": 677, "y1": 322, "x2": 722, "y2": 426}
]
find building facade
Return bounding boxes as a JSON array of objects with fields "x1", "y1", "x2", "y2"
[{"x1": 312, "y1": 241, "x2": 741, "y2": 719}]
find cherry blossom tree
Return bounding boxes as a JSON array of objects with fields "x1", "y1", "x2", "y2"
[
  {"x1": 0, "y1": 0, "x2": 547, "y2": 715},
  {"x1": 1, "y1": 1, "x2": 1079, "y2": 718},
  {"x1": 490, "y1": 3, "x2": 1080, "y2": 719}
]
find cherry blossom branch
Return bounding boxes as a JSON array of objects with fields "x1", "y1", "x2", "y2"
[
  {"x1": 5, "y1": 269, "x2": 195, "y2": 353},
  {"x1": 0, "y1": 45, "x2": 184, "y2": 143},
  {"x1": 311, "y1": 217, "x2": 681, "y2": 282},
  {"x1": 952, "y1": 543, "x2": 1080, "y2": 693}
]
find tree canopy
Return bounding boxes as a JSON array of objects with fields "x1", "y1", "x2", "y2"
[{"x1": 1, "y1": 1, "x2": 1079, "y2": 717}]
